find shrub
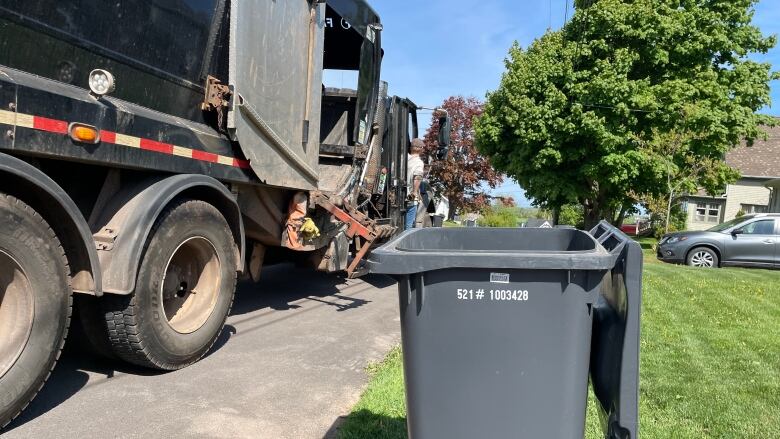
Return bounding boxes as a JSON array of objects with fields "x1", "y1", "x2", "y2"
[
  {"x1": 558, "y1": 204, "x2": 584, "y2": 228},
  {"x1": 478, "y1": 206, "x2": 521, "y2": 227},
  {"x1": 652, "y1": 205, "x2": 687, "y2": 238}
]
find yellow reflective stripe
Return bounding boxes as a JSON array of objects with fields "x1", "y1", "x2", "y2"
[
  {"x1": 114, "y1": 133, "x2": 140, "y2": 148},
  {"x1": 0, "y1": 110, "x2": 15, "y2": 126},
  {"x1": 15, "y1": 113, "x2": 34, "y2": 129},
  {"x1": 172, "y1": 146, "x2": 192, "y2": 158}
]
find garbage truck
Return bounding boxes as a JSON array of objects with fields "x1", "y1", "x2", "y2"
[{"x1": 0, "y1": 0, "x2": 449, "y2": 427}]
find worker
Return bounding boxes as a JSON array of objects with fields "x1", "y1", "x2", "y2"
[{"x1": 406, "y1": 139, "x2": 425, "y2": 230}]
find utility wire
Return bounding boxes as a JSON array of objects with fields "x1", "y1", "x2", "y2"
[
  {"x1": 565, "y1": 2, "x2": 655, "y2": 115},
  {"x1": 580, "y1": 103, "x2": 657, "y2": 114},
  {"x1": 549, "y1": 0, "x2": 553, "y2": 30}
]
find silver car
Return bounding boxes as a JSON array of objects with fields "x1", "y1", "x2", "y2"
[{"x1": 657, "y1": 214, "x2": 779, "y2": 268}]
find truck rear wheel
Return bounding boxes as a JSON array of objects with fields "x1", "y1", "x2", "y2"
[
  {"x1": 102, "y1": 199, "x2": 237, "y2": 370},
  {"x1": 0, "y1": 195, "x2": 71, "y2": 429}
]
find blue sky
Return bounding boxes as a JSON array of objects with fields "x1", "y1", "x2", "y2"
[{"x1": 372, "y1": 0, "x2": 780, "y2": 206}]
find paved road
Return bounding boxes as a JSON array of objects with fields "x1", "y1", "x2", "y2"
[{"x1": 2, "y1": 265, "x2": 401, "y2": 439}]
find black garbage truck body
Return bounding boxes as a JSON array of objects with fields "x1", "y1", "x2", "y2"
[{"x1": 0, "y1": 0, "x2": 444, "y2": 427}]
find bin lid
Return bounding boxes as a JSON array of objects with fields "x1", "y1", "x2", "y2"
[{"x1": 368, "y1": 227, "x2": 620, "y2": 275}]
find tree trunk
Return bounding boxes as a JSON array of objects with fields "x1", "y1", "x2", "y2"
[
  {"x1": 613, "y1": 204, "x2": 629, "y2": 227},
  {"x1": 551, "y1": 207, "x2": 561, "y2": 226},
  {"x1": 665, "y1": 190, "x2": 674, "y2": 234},
  {"x1": 446, "y1": 191, "x2": 458, "y2": 222},
  {"x1": 583, "y1": 204, "x2": 602, "y2": 230}
]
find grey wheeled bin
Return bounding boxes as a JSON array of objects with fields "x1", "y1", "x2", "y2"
[{"x1": 368, "y1": 221, "x2": 642, "y2": 439}]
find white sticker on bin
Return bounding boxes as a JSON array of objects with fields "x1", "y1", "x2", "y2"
[{"x1": 490, "y1": 273, "x2": 510, "y2": 284}]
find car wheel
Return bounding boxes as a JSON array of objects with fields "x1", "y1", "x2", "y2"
[{"x1": 686, "y1": 247, "x2": 719, "y2": 268}]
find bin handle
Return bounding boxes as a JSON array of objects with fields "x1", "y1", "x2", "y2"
[
  {"x1": 588, "y1": 220, "x2": 642, "y2": 439},
  {"x1": 590, "y1": 221, "x2": 628, "y2": 255}
]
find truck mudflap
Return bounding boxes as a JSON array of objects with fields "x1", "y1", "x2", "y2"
[{"x1": 310, "y1": 191, "x2": 396, "y2": 278}]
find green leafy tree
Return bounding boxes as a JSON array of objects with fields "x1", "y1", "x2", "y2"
[
  {"x1": 558, "y1": 204, "x2": 585, "y2": 228},
  {"x1": 475, "y1": 0, "x2": 778, "y2": 229},
  {"x1": 642, "y1": 194, "x2": 688, "y2": 237},
  {"x1": 633, "y1": 119, "x2": 739, "y2": 233}
]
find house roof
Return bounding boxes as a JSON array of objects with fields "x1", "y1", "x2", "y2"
[
  {"x1": 690, "y1": 189, "x2": 726, "y2": 199},
  {"x1": 726, "y1": 124, "x2": 780, "y2": 179},
  {"x1": 524, "y1": 219, "x2": 553, "y2": 228}
]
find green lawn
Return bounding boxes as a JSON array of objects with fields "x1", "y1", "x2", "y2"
[{"x1": 338, "y1": 245, "x2": 780, "y2": 438}]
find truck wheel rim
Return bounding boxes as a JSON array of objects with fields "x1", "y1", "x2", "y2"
[
  {"x1": 160, "y1": 237, "x2": 221, "y2": 334},
  {"x1": 691, "y1": 251, "x2": 714, "y2": 267},
  {"x1": 0, "y1": 250, "x2": 35, "y2": 379}
]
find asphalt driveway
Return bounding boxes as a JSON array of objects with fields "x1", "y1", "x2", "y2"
[{"x1": 1, "y1": 265, "x2": 401, "y2": 439}]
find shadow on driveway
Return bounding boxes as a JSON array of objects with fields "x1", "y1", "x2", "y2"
[
  {"x1": 230, "y1": 264, "x2": 394, "y2": 315},
  {"x1": 323, "y1": 410, "x2": 407, "y2": 439},
  {"x1": 3, "y1": 263, "x2": 396, "y2": 433}
]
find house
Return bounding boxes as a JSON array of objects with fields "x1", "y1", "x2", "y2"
[
  {"x1": 462, "y1": 212, "x2": 482, "y2": 227},
  {"x1": 681, "y1": 125, "x2": 780, "y2": 231},
  {"x1": 768, "y1": 179, "x2": 780, "y2": 212}
]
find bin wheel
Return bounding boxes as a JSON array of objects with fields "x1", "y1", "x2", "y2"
[
  {"x1": 0, "y1": 194, "x2": 72, "y2": 429},
  {"x1": 102, "y1": 199, "x2": 237, "y2": 370},
  {"x1": 686, "y1": 247, "x2": 719, "y2": 268}
]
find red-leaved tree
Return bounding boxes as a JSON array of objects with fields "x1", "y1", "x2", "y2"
[
  {"x1": 498, "y1": 196, "x2": 516, "y2": 208},
  {"x1": 423, "y1": 96, "x2": 502, "y2": 219}
]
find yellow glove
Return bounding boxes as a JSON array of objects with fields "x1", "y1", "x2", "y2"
[{"x1": 300, "y1": 217, "x2": 321, "y2": 240}]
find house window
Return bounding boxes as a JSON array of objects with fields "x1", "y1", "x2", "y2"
[
  {"x1": 695, "y1": 203, "x2": 721, "y2": 223},
  {"x1": 741, "y1": 204, "x2": 768, "y2": 215}
]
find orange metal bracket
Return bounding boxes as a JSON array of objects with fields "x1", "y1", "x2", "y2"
[{"x1": 311, "y1": 192, "x2": 378, "y2": 277}]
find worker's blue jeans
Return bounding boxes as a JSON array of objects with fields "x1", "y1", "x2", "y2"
[{"x1": 405, "y1": 204, "x2": 417, "y2": 230}]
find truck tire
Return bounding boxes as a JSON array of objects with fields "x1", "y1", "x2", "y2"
[
  {"x1": 0, "y1": 194, "x2": 72, "y2": 429},
  {"x1": 102, "y1": 199, "x2": 237, "y2": 370}
]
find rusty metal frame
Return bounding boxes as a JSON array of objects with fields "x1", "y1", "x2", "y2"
[{"x1": 311, "y1": 191, "x2": 378, "y2": 276}]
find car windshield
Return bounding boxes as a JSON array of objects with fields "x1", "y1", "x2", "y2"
[{"x1": 707, "y1": 216, "x2": 756, "y2": 232}]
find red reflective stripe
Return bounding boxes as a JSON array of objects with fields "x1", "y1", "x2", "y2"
[
  {"x1": 139, "y1": 138, "x2": 173, "y2": 154},
  {"x1": 234, "y1": 159, "x2": 251, "y2": 169},
  {"x1": 33, "y1": 116, "x2": 68, "y2": 134},
  {"x1": 18, "y1": 113, "x2": 245, "y2": 168},
  {"x1": 100, "y1": 130, "x2": 116, "y2": 144},
  {"x1": 191, "y1": 149, "x2": 218, "y2": 163}
]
